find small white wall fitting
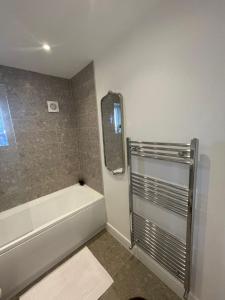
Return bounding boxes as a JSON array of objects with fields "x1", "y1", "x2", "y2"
[{"x1": 47, "y1": 101, "x2": 59, "y2": 112}]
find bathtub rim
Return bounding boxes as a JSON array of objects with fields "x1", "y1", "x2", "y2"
[
  {"x1": 0, "y1": 184, "x2": 102, "y2": 220},
  {"x1": 0, "y1": 185, "x2": 104, "y2": 256}
]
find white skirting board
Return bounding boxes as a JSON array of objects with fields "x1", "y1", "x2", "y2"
[{"x1": 106, "y1": 222, "x2": 198, "y2": 300}]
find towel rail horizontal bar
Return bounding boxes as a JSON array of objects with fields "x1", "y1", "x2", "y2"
[
  {"x1": 133, "y1": 188, "x2": 188, "y2": 216},
  {"x1": 131, "y1": 152, "x2": 192, "y2": 165},
  {"x1": 136, "y1": 240, "x2": 185, "y2": 282},
  {"x1": 132, "y1": 185, "x2": 188, "y2": 208},
  {"x1": 133, "y1": 190, "x2": 188, "y2": 217},
  {"x1": 131, "y1": 145, "x2": 191, "y2": 153},
  {"x1": 131, "y1": 149, "x2": 190, "y2": 159},
  {"x1": 132, "y1": 184, "x2": 188, "y2": 208},
  {"x1": 132, "y1": 172, "x2": 189, "y2": 194},
  {"x1": 134, "y1": 226, "x2": 187, "y2": 263},
  {"x1": 132, "y1": 179, "x2": 189, "y2": 201},
  {"x1": 133, "y1": 213, "x2": 186, "y2": 250},
  {"x1": 135, "y1": 221, "x2": 186, "y2": 257},
  {"x1": 133, "y1": 225, "x2": 187, "y2": 264},
  {"x1": 135, "y1": 238, "x2": 186, "y2": 277},
  {"x1": 134, "y1": 231, "x2": 186, "y2": 271},
  {"x1": 131, "y1": 141, "x2": 190, "y2": 148},
  {"x1": 132, "y1": 180, "x2": 188, "y2": 203},
  {"x1": 132, "y1": 172, "x2": 189, "y2": 192},
  {"x1": 133, "y1": 193, "x2": 187, "y2": 218},
  {"x1": 132, "y1": 147, "x2": 190, "y2": 158}
]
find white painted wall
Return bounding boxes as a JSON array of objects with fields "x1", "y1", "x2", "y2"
[{"x1": 94, "y1": 1, "x2": 225, "y2": 300}]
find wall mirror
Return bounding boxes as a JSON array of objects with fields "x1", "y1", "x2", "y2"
[{"x1": 101, "y1": 91, "x2": 125, "y2": 175}]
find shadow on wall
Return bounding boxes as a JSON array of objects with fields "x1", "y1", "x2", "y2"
[
  {"x1": 191, "y1": 153, "x2": 210, "y2": 296},
  {"x1": 198, "y1": 142, "x2": 225, "y2": 299}
]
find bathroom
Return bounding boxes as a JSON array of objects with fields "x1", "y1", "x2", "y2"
[{"x1": 0, "y1": 0, "x2": 225, "y2": 300}]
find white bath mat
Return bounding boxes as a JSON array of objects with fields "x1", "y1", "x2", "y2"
[{"x1": 20, "y1": 247, "x2": 113, "y2": 300}]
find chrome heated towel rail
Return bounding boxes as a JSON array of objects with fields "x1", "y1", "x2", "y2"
[{"x1": 127, "y1": 138, "x2": 199, "y2": 299}]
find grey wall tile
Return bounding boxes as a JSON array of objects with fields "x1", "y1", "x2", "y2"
[
  {"x1": 0, "y1": 65, "x2": 80, "y2": 212},
  {"x1": 71, "y1": 62, "x2": 103, "y2": 194},
  {"x1": 0, "y1": 62, "x2": 103, "y2": 213}
]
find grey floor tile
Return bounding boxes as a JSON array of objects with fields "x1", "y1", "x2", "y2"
[
  {"x1": 88, "y1": 231, "x2": 180, "y2": 300},
  {"x1": 13, "y1": 231, "x2": 180, "y2": 300},
  {"x1": 150, "y1": 286, "x2": 180, "y2": 300},
  {"x1": 112, "y1": 256, "x2": 160, "y2": 300},
  {"x1": 87, "y1": 231, "x2": 132, "y2": 277},
  {"x1": 99, "y1": 286, "x2": 121, "y2": 300}
]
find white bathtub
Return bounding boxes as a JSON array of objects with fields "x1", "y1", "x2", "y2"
[{"x1": 0, "y1": 184, "x2": 106, "y2": 300}]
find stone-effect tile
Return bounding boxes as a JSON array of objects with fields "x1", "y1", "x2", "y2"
[
  {"x1": 99, "y1": 286, "x2": 121, "y2": 300},
  {"x1": 87, "y1": 231, "x2": 132, "y2": 277},
  {"x1": 112, "y1": 256, "x2": 178, "y2": 300},
  {"x1": 71, "y1": 62, "x2": 103, "y2": 194},
  {"x1": 0, "y1": 62, "x2": 103, "y2": 213},
  {"x1": 12, "y1": 231, "x2": 180, "y2": 300},
  {"x1": 0, "y1": 65, "x2": 80, "y2": 212},
  {"x1": 88, "y1": 231, "x2": 180, "y2": 300}
]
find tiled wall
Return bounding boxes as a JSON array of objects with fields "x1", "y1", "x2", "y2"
[
  {"x1": 0, "y1": 65, "x2": 80, "y2": 212},
  {"x1": 0, "y1": 63, "x2": 103, "y2": 212},
  {"x1": 71, "y1": 63, "x2": 103, "y2": 194}
]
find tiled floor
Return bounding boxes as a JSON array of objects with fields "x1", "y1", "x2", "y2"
[
  {"x1": 14, "y1": 230, "x2": 180, "y2": 300},
  {"x1": 87, "y1": 230, "x2": 180, "y2": 300}
]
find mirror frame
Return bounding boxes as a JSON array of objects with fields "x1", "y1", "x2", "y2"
[{"x1": 101, "y1": 91, "x2": 125, "y2": 175}]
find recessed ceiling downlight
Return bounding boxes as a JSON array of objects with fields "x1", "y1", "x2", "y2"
[{"x1": 42, "y1": 43, "x2": 51, "y2": 52}]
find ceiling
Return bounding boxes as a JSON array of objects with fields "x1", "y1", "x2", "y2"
[{"x1": 0, "y1": 0, "x2": 153, "y2": 78}]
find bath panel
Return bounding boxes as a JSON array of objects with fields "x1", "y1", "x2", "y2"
[{"x1": 0, "y1": 185, "x2": 106, "y2": 300}]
